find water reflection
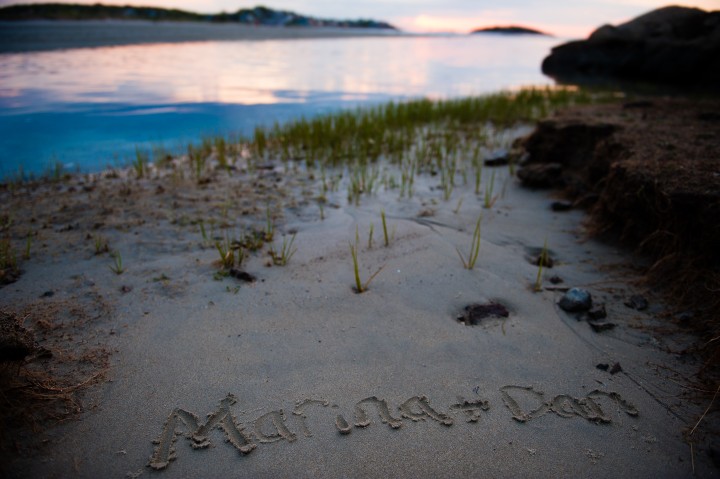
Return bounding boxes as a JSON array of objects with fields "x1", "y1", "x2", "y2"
[
  {"x1": 0, "y1": 35, "x2": 556, "y2": 109},
  {"x1": 0, "y1": 34, "x2": 557, "y2": 177}
]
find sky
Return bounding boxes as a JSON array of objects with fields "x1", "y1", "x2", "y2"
[{"x1": 0, "y1": 0, "x2": 717, "y2": 37}]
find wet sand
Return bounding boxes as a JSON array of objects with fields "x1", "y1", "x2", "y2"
[
  {"x1": 1, "y1": 117, "x2": 716, "y2": 476},
  {"x1": 0, "y1": 20, "x2": 406, "y2": 53}
]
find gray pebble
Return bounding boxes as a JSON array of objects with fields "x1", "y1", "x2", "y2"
[{"x1": 559, "y1": 288, "x2": 592, "y2": 312}]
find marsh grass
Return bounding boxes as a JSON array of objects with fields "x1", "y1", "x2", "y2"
[
  {"x1": 198, "y1": 221, "x2": 209, "y2": 246},
  {"x1": 0, "y1": 238, "x2": 18, "y2": 276},
  {"x1": 350, "y1": 226, "x2": 384, "y2": 293},
  {"x1": 93, "y1": 235, "x2": 109, "y2": 255},
  {"x1": 215, "y1": 233, "x2": 238, "y2": 270},
  {"x1": 381, "y1": 210, "x2": 390, "y2": 247},
  {"x1": 453, "y1": 197, "x2": 464, "y2": 215},
  {"x1": 457, "y1": 215, "x2": 482, "y2": 270},
  {"x1": 534, "y1": 239, "x2": 549, "y2": 292},
  {"x1": 23, "y1": 232, "x2": 31, "y2": 260},
  {"x1": 109, "y1": 251, "x2": 124, "y2": 275},
  {"x1": 133, "y1": 147, "x2": 148, "y2": 179},
  {"x1": 265, "y1": 208, "x2": 275, "y2": 242},
  {"x1": 269, "y1": 233, "x2": 297, "y2": 266},
  {"x1": 232, "y1": 87, "x2": 609, "y2": 205},
  {"x1": 484, "y1": 170, "x2": 497, "y2": 209}
]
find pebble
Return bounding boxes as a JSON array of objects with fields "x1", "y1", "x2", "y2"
[{"x1": 558, "y1": 288, "x2": 592, "y2": 312}]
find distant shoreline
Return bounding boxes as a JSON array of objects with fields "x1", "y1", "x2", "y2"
[{"x1": 0, "y1": 20, "x2": 408, "y2": 54}]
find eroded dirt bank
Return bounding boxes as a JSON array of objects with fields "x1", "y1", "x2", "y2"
[{"x1": 519, "y1": 98, "x2": 720, "y2": 373}]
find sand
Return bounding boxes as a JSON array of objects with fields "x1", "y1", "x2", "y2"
[
  {"x1": 1, "y1": 120, "x2": 717, "y2": 477},
  {"x1": 0, "y1": 20, "x2": 406, "y2": 53}
]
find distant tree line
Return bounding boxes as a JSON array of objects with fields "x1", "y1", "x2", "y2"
[{"x1": 0, "y1": 3, "x2": 397, "y2": 29}]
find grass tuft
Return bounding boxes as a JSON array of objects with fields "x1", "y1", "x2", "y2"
[
  {"x1": 109, "y1": 251, "x2": 125, "y2": 275},
  {"x1": 457, "y1": 215, "x2": 482, "y2": 270},
  {"x1": 350, "y1": 226, "x2": 384, "y2": 293},
  {"x1": 269, "y1": 233, "x2": 297, "y2": 266},
  {"x1": 534, "y1": 238, "x2": 548, "y2": 292}
]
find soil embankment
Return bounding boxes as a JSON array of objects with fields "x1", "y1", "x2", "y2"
[{"x1": 519, "y1": 98, "x2": 720, "y2": 370}]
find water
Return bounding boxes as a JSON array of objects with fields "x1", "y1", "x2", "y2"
[{"x1": 0, "y1": 32, "x2": 559, "y2": 179}]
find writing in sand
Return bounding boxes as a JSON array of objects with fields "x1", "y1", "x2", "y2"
[{"x1": 149, "y1": 385, "x2": 639, "y2": 471}]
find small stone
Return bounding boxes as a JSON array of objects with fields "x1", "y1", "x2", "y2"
[
  {"x1": 458, "y1": 302, "x2": 510, "y2": 326},
  {"x1": 609, "y1": 363, "x2": 622, "y2": 375},
  {"x1": 588, "y1": 304, "x2": 607, "y2": 320},
  {"x1": 229, "y1": 269, "x2": 256, "y2": 283},
  {"x1": 484, "y1": 149, "x2": 510, "y2": 167},
  {"x1": 549, "y1": 275, "x2": 563, "y2": 284},
  {"x1": 589, "y1": 322, "x2": 616, "y2": 333},
  {"x1": 625, "y1": 295, "x2": 649, "y2": 311},
  {"x1": 551, "y1": 201, "x2": 573, "y2": 212},
  {"x1": 596, "y1": 363, "x2": 609, "y2": 371},
  {"x1": 677, "y1": 311, "x2": 694, "y2": 327},
  {"x1": 558, "y1": 288, "x2": 592, "y2": 312},
  {"x1": 40, "y1": 290, "x2": 54, "y2": 298}
]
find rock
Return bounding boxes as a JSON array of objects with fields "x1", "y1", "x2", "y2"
[
  {"x1": 458, "y1": 302, "x2": 510, "y2": 326},
  {"x1": 541, "y1": 6, "x2": 720, "y2": 87},
  {"x1": 588, "y1": 304, "x2": 607, "y2": 320},
  {"x1": 609, "y1": 363, "x2": 622, "y2": 375},
  {"x1": 483, "y1": 149, "x2": 510, "y2": 167},
  {"x1": 589, "y1": 322, "x2": 616, "y2": 333},
  {"x1": 558, "y1": 288, "x2": 592, "y2": 312},
  {"x1": 229, "y1": 269, "x2": 256, "y2": 283},
  {"x1": 624, "y1": 295, "x2": 649, "y2": 310},
  {"x1": 676, "y1": 311, "x2": 694, "y2": 327},
  {"x1": 551, "y1": 201, "x2": 573, "y2": 212},
  {"x1": 549, "y1": 275, "x2": 563, "y2": 285},
  {"x1": 596, "y1": 363, "x2": 609, "y2": 371}
]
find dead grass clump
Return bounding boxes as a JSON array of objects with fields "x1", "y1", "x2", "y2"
[{"x1": 0, "y1": 307, "x2": 109, "y2": 462}]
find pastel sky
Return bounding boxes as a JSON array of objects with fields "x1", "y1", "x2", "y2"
[{"x1": 0, "y1": 1, "x2": 716, "y2": 37}]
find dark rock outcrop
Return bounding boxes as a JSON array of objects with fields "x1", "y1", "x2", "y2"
[{"x1": 542, "y1": 6, "x2": 720, "y2": 87}]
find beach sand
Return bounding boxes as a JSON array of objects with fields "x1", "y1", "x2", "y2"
[
  {"x1": 0, "y1": 20, "x2": 405, "y2": 53},
  {"x1": 1, "y1": 109, "x2": 717, "y2": 477}
]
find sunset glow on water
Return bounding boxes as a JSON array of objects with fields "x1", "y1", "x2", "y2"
[{"x1": 0, "y1": 34, "x2": 558, "y2": 177}]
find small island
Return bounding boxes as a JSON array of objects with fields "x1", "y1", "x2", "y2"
[{"x1": 471, "y1": 25, "x2": 549, "y2": 36}]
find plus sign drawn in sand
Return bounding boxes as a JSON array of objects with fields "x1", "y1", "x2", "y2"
[{"x1": 149, "y1": 386, "x2": 639, "y2": 471}]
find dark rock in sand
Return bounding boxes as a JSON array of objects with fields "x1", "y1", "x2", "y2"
[
  {"x1": 559, "y1": 288, "x2": 592, "y2": 312},
  {"x1": 551, "y1": 201, "x2": 573, "y2": 212},
  {"x1": 458, "y1": 302, "x2": 510, "y2": 326},
  {"x1": 624, "y1": 294, "x2": 649, "y2": 311},
  {"x1": 589, "y1": 321, "x2": 616, "y2": 333},
  {"x1": 542, "y1": 6, "x2": 720, "y2": 87},
  {"x1": 588, "y1": 304, "x2": 607, "y2": 321},
  {"x1": 484, "y1": 149, "x2": 510, "y2": 167},
  {"x1": 229, "y1": 269, "x2": 256, "y2": 283}
]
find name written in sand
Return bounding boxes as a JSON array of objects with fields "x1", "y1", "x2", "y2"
[{"x1": 149, "y1": 385, "x2": 639, "y2": 471}]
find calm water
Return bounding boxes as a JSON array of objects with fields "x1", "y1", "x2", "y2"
[{"x1": 0, "y1": 34, "x2": 559, "y2": 179}]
